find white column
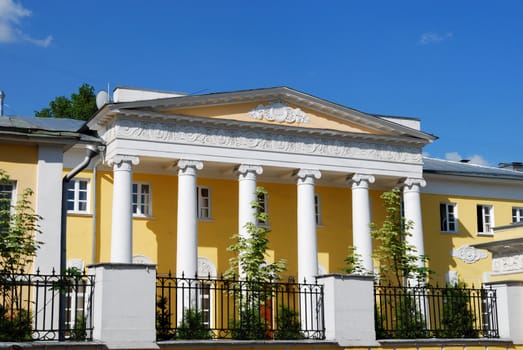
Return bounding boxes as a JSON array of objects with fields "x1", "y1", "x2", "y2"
[
  {"x1": 349, "y1": 174, "x2": 375, "y2": 274},
  {"x1": 108, "y1": 155, "x2": 139, "y2": 263},
  {"x1": 176, "y1": 160, "x2": 203, "y2": 278},
  {"x1": 296, "y1": 169, "x2": 321, "y2": 283},
  {"x1": 403, "y1": 178, "x2": 426, "y2": 274},
  {"x1": 236, "y1": 164, "x2": 263, "y2": 278},
  {"x1": 34, "y1": 146, "x2": 64, "y2": 274}
]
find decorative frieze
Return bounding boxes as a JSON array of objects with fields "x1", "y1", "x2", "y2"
[
  {"x1": 492, "y1": 254, "x2": 523, "y2": 274},
  {"x1": 113, "y1": 119, "x2": 422, "y2": 164},
  {"x1": 248, "y1": 102, "x2": 310, "y2": 124},
  {"x1": 452, "y1": 245, "x2": 488, "y2": 264}
]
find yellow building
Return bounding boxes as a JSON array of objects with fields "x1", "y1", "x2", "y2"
[{"x1": 1, "y1": 87, "x2": 523, "y2": 348}]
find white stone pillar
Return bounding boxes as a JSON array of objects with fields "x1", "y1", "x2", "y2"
[
  {"x1": 108, "y1": 155, "x2": 139, "y2": 263},
  {"x1": 236, "y1": 164, "x2": 263, "y2": 278},
  {"x1": 90, "y1": 263, "x2": 157, "y2": 349},
  {"x1": 349, "y1": 174, "x2": 375, "y2": 274},
  {"x1": 486, "y1": 281, "x2": 523, "y2": 343},
  {"x1": 176, "y1": 160, "x2": 203, "y2": 278},
  {"x1": 403, "y1": 178, "x2": 426, "y2": 276},
  {"x1": 296, "y1": 169, "x2": 321, "y2": 283},
  {"x1": 316, "y1": 274, "x2": 376, "y2": 345}
]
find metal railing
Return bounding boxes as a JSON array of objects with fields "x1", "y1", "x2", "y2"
[
  {"x1": 156, "y1": 273, "x2": 325, "y2": 341},
  {"x1": 374, "y1": 283, "x2": 499, "y2": 339},
  {"x1": 0, "y1": 270, "x2": 95, "y2": 341}
]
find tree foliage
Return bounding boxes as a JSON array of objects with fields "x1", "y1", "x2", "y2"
[
  {"x1": 370, "y1": 189, "x2": 430, "y2": 286},
  {"x1": 34, "y1": 83, "x2": 97, "y2": 121},
  {"x1": 0, "y1": 169, "x2": 41, "y2": 274},
  {"x1": 225, "y1": 187, "x2": 286, "y2": 281}
]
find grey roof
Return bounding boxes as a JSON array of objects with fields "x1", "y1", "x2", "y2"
[
  {"x1": 0, "y1": 116, "x2": 84, "y2": 132},
  {"x1": 423, "y1": 157, "x2": 523, "y2": 181}
]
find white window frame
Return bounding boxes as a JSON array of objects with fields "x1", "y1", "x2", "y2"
[
  {"x1": 197, "y1": 186, "x2": 211, "y2": 220},
  {"x1": 315, "y1": 194, "x2": 322, "y2": 226},
  {"x1": 440, "y1": 202, "x2": 457, "y2": 233},
  {"x1": 132, "y1": 182, "x2": 152, "y2": 217},
  {"x1": 477, "y1": 204, "x2": 494, "y2": 235},
  {"x1": 512, "y1": 207, "x2": 523, "y2": 223},
  {"x1": 66, "y1": 179, "x2": 90, "y2": 214}
]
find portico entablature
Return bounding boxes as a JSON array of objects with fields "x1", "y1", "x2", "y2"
[{"x1": 98, "y1": 115, "x2": 424, "y2": 180}]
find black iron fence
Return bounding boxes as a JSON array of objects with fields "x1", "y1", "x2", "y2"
[
  {"x1": 0, "y1": 270, "x2": 95, "y2": 341},
  {"x1": 156, "y1": 273, "x2": 325, "y2": 341},
  {"x1": 374, "y1": 283, "x2": 499, "y2": 339}
]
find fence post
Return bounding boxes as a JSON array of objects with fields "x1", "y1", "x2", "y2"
[
  {"x1": 89, "y1": 263, "x2": 158, "y2": 349},
  {"x1": 485, "y1": 281, "x2": 523, "y2": 344},
  {"x1": 316, "y1": 273, "x2": 377, "y2": 346}
]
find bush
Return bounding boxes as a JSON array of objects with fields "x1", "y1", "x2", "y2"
[
  {"x1": 275, "y1": 307, "x2": 303, "y2": 340},
  {"x1": 156, "y1": 297, "x2": 173, "y2": 340},
  {"x1": 230, "y1": 306, "x2": 269, "y2": 340},
  {"x1": 440, "y1": 283, "x2": 478, "y2": 338},
  {"x1": 0, "y1": 306, "x2": 32, "y2": 341},
  {"x1": 69, "y1": 314, "x2": 87, "y2": 341},
  {"x1": 177, "y1": 309, "x2": 211, "y2": 340}
]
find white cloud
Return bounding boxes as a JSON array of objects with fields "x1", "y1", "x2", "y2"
[
  {"x1": 419, "y1": 32, "x2": 453, "y2": 45},
  {"x1": 444, "y1": 152, "x2": 490, "y2": 166},
  {"x1": 0, "y1": 0, "x2": 52, "y2": 47}
]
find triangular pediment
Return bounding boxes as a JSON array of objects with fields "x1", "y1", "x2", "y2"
[{"x1": 90, "y1": 87, "x2": 435, "y2": 144}]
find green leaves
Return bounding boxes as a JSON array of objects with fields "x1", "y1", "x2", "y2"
[
  {"x1": 34, "y1": 83, "x2": 97, "y2": 121},
  {"x1": 225, "y1": 186, "x2": 286, "y2": 282},
  {"x1": 371, "y1": 189, "x2": 430, "y2": 286},
  {"x1": 0, "y1": 169, "x2": 41, "y2": 275}
]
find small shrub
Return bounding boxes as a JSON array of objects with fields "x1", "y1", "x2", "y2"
[
  {"x1": 0, "y1": 306, "x2": 32, "y2": 341},
  {"x1": 440, "y1": 283, "x2": 478, "y2": 338},
  {"x1": 69, "y1": 314, "x2": 87, "y2": 341},
  {"x1": 230, "y1": 306, "x2": 269, "y2": 340},
  {"x1": 156, "y1": 297, "x2": 173, "y2": 340},
  {"x1": 177, "y1": 309, "x2": 211, "y2": 340},
  {"x1": 275, "y1": 307, "x2": 303, "y2": 340}
]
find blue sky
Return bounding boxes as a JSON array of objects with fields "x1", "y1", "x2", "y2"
[{"x1": 1, "y1": 1, "x2": 522, "y2": 166}]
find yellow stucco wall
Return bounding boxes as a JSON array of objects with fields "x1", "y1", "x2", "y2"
[
  {"x1": 64, "y1": 168, "x2": 523, "y2": 286},
  {"x1": 422, "y1": 193, "x2": 523, "y2": 286},
  {"x1": 169, "y1": 102, "x2": 381, "y2": 135},
  {"x1": 0, "y1": 144, "x2": 38, "y2": 203}
]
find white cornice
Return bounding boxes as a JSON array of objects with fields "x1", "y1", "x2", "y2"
[
  {"x1": 102, "y1": 108, "x2": 429, "y2": 147},
  {"x1": 88, "y1": 87, "x2": 435, "y2": 143}
]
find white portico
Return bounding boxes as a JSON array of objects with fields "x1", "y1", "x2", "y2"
[{"x1": 87, "y1": 86, "x2": 435, "y2": 278}]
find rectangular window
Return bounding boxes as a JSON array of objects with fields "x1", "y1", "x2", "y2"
[
  {"x1": 257, "y1": 191, "x2": 268, "y2": 225},
  {"x1": 67, "y1": 179, "x2": 89, "y2": 213},
  {"x1": 512, "y1": 207, "x2": 523, "y2": 223},
  {"x1": 197, "y1": 186, "x2": 211, "y2": 219},
  {"x1": 0, "y1": 182, "x2": 15, "y2": 232},
  {"x1": 439, "y1": 203, "x2": 457, "y2": 232},
  {"x1": 315, "y1": 194, "x2": 321, "y2": 225},
  {"x1": 132, "y1": 183, "x2": 151, "y2": 217},
  {"x1": 477, "y1": 205, "x2": 494, "y2": 234}
]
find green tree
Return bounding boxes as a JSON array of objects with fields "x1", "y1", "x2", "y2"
[
  {"x1": 370, "y1": 189, "x2": 430, "y2": 286},
  {"x1": 0, "y1": 169, "x2": 41, "y2": 274},
  {"x1": 34, "y1": 83, "x2": 97, "y2": 121},
  {"x1": 0, "y1": 169, "x2": 41, "y2": 341},
  {"x1": 225, "y1": 186, "x2": 286, "y2": 282},
  {"x1": 225, "y1": 186, "x2": 287, "y2": 340}
]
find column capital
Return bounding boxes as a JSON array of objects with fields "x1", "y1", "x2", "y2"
[
  {"x1": 402, "y1": 177, "x2": 426, "y2": 191},
  {"x1": 177, "y1": 159, "x2": 203, "y2": 176},
  {"x1": 107, "y1": 155, "x2": 140, "y2": 168},
  {"x1": 295, "y1": 169, "x2": 321, "y2": 181},
  {"x1": 236, "y1": 164, "x2": 263, "y2": 176},
  {"x1": 348, "y1": 174, "x2": 375, "y2": 188}
]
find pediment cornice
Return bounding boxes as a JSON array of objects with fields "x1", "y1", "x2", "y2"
[
  {"x1": 110, "y1": 108, "x2": 429, "y2": 146},
  {"x1": 88, "y1": 87, "x2": 435, "y2": 144}
]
